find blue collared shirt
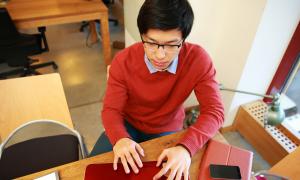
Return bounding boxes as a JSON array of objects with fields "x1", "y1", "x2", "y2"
[{"x1": 144, "y1": 54, "x2": 178, "y2": 74}]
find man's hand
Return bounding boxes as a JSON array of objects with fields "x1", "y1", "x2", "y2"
[
  {"x1": 153, "y1": 146, "x2": 191, "y2": 180},
  {"x1": 113, "y1": 138, "x2": 144, "y2": 174}
]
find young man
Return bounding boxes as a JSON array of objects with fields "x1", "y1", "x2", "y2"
[{"x1": 90, "y1": 0, "x2": 224, "y2": 179}]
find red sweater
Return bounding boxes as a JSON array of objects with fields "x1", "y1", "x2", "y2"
[{"x1": 102, "y1": 42, "x2": 224, "y2": 156}]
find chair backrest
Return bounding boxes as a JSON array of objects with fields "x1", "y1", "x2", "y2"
[
  {"x1": 0, "y1": 7, "x2": 20, "y2": 45},
  {"x1": 0, "y1": 7, "x2": 33, "y2": 66},
  {"x1": 102, "y1": 0, "x2": 113, "y2": 5},
  {"x1": 0, "y1": 120, "x2": 88, "y2": 180}
]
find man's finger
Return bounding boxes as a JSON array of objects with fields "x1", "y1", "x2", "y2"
[
  {"x1": 136, "y1": 144, "x2": 144, "y2": 157},
  {"x1": 125, "y1": 151, "x2": 139, "y2": 174},
  {"x1": 167, "y1": 168, "x2": 177, "y2": 180},
  {"x1": 120, "y1": 156, "x2": 130, "y2": 174},
  {"x1": 162, "y1": 163, "x2": 170, "y2": 177},
  {"x1": 113, "y1": 155, "x2": 119, "y2": 170},
  {"x1": 184, "y1": 168, "x2": 189, "y2": 180},
  {"x1": 153, "y1": 164, "x2": 170, "y2": 180},
  {"x1": 175, "y1": 167, "x2": 184, "y2": 180},
  {"x1": 131, "y1": 148, "x2": 143, "y2": 168},
  {"x1": 156, "y1": 150, "x2": 168, "y2": 167}
]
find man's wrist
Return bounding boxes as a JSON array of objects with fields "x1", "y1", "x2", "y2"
[
  {"x1": 177, "y1": 144, "x2": 192, "y2": 157},
  {"x1": 114, "y1": 136, "x2": 132, "y2": 146}
]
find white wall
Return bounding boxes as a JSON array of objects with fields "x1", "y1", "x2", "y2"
[
  {"x1": 225, "y1": 0, "x2": 300, "y2": 126},
  {"x1": 123, "y1": 0, "x2": 300, "y2": 127},
  {"x1": 187, "y1": 0, "x2": 267, "y2": 126},
  {"x1": 124, "y1": 0, "x2": 144, "y2": 46}
]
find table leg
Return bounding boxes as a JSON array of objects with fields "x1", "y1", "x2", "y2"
[{"x1": 99, "y1": 14, "x2": 111, "y2": 66}]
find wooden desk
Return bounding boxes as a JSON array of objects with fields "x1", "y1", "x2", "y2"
[
  {"x1": 269, "y1": 147, "x2": 300, "y2": 179},
  {"x1": 20, "y1": 131, "x2": 227, "y2": 180},
  {"x1": 0, "y1": 74, "x2": 73, "y2": 140},
  {"x1": 6, "y1": 0, "x2": 112, "y2": 65}
]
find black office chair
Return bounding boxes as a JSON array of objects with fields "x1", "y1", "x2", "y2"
[
  {"x1": 0, "y1": 120, "x2": 88, "y2": 180},
  {"x1": 0, "y1": 8, "x2": 58, "y2": 79},
  {"x1": 79, "y1": 0, "x2": 118, "y2": 32}
]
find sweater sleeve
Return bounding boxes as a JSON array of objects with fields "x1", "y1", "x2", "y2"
[
  {"x1": 178, "y1": 55, "x2": 224, "y2": 156},
  {"x1": 101, "y1": 55, "x2": 131, "y2": 145}
]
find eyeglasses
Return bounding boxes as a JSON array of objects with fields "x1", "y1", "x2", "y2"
[{"x1": 141, "y1": 37, "x2": 183, "y2": 53}]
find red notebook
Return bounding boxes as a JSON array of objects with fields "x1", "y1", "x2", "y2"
[
  {"x1": 198, "y1": 140, "x2": 253, "y2": 180},
  {"x1": 84, "y1": 161, "x2": 183, "y2": 180}
]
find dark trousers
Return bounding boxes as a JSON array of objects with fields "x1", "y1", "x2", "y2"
[{"x1": 90, "y1": 121, "x2": 176, "y2": 157}]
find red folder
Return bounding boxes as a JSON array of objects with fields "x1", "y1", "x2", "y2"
[
  {"x1": 198, "y1": 140, "x2": 253, "y2": 180},
  {"x1": 85, "y1": 161, "x2": 184, "y2": 180}
]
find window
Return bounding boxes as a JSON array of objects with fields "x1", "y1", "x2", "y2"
[{"x1": 266, "y1": 22, "x2": 300, "y2": 110}]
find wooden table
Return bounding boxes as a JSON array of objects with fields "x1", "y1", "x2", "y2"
[
  {"x1": 19, "y1": 131, "x2": 227, "y2": 180},
  {"x1": 0, "y1": 73, "x2": 73, "y2": 140},
  {"x1": 269, "y1": 146, "x2": 300, "y2": 179},
  {"x1": 6, "y1": 0, "x2": 112, "y2": 65}
]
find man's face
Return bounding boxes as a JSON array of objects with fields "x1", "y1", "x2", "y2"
[{"x1": 141, "y1": 29, "x2": 183, "y2": 71}]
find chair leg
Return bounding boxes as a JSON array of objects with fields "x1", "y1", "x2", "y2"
[
  {"x1": 38, "y1": 26, "x2": 49, "y2": 52},
  {"x1": 20, "y1": 68, "x2": 41, "y2": 77},
  {"x1": 0, "y1": 58, "x2": 58, "y2": 79},
  {"x1": 23, "y1": 61, "x2": 58, "y2": 76},
  {"x1": 30, "y1": 61, "x2": 58, "y2": 70},
  {"x1": 79, "y1": 22, "x2": 90, "y2": 32},
  {"x1": 79, "y1": 18, "x2": 118, "y2": 33},
  {"x1": 109, "y1": 18, "x2": 118, "y2": 26},
  {"x1": 0, "y1": 67, "x2": 26, "y2": 78}
]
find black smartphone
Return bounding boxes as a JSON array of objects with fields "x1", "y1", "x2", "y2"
[{"x1": 209, "y1": 164, "x2": 242, "y2": 179}]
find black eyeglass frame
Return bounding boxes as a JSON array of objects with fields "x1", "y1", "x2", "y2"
[{"x1": 141, "y1": 36, "x2": 184, "y2": 51}]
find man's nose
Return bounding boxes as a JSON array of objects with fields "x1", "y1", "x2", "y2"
[{"x1": 155, "y1": 46, "x2": 166, "y2": 59}]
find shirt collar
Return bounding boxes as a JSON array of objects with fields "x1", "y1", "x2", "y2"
[{"x1": 144, "y1": 54, "x2": 178, "y2": 74}]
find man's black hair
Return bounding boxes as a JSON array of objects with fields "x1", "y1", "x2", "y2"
[{"x1": 137, "y1": 0, "x2": 194, "y2": 39}]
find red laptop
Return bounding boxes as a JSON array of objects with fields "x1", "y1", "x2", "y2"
[{"x1": 84, "y1": 161, "x2": 171, "y2": 180}]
